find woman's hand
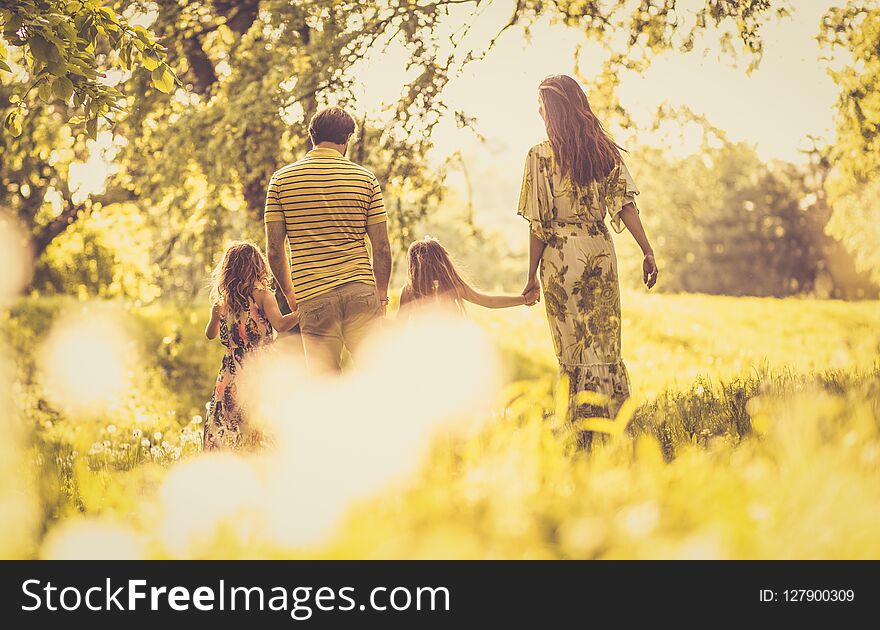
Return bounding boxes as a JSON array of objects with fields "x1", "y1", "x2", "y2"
[
  {"x1": 643, "y1": 254, "x2": 658, "y2": 289},
  {"x1": 522, "y1": 276, "x2": 541, "y2": 306}
]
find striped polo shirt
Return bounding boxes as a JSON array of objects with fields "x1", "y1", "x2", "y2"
[{"x1": 264, "y1": 147, "x2": 387, "y2": 302}]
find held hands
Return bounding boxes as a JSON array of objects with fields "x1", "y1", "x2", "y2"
[
  {"x1": 377, "y1": 295, "x2": 389, "y2": 317},
  {"x1": 281, "y1": 309, "x2": 301, "y2": 332},
  {"x1": 282, "y1": 288, "x2": 298, "y2": 313},
  {"x1": 522, "y1": 276, "x2": 541, "y2": 306},
  {"x1": 643, "y1": 253, "x2": 658, "y2": 289}
]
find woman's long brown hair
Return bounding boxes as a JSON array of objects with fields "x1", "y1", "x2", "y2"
[
  {"x1": 210, "y1": 241, "x2": 272, "y2": 315},
  {"x1": 406, "y1": 237, "x2": 469, "y2": 311},
  {"x1": 539, "y1": 74, "x2": 621, "y2": 187}
]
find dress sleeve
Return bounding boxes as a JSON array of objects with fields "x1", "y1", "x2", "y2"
[
  {"x1": 606, "y1": 158, "x2": 640, "y2": 233},
  {"x1": 517, "y1": 146, "x2": 553, "y2": 241}
]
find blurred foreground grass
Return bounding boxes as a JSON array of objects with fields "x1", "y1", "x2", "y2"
[{"x1": 1, "y1": 291, "x2": 878, "y2": 559}]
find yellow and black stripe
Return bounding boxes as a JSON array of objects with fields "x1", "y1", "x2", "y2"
[{"x1": 264, "y1": 148, "x2": 386, "y2": 302}]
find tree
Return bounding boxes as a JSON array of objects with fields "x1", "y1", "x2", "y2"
[
  {"x1": 0, "y1": 0, "x2": 175, "y2": 137},
  {"x1": 0, "y1": 0, "x2": 174, "y2": 275},
  {"x1": 819, "y1": 0, "x2": 880, "y2": 285},
  {"x1": 3, "y1": 0, "x2": 789, "y2": 297},
  {"x1": 623, "y1": 109, "x2": 851, "y2": 297},
  {"x1": 0, "y1": 78, "x2": 138, "y2": 260}
]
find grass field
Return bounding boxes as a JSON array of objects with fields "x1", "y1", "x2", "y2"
[
  {"x1": 1, "y1": 291, "x2": 878, "y2": 559},
  {"x1": 487, "y1": 289, "x2": 880, "y2": 394}
]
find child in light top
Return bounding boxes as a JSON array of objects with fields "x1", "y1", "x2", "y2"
[{"x1": 399, "y1": 237, "x2": 529, "y2": 314}]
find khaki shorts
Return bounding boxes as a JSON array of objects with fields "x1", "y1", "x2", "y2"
[{"x1": 297, "y1": 281, "x2": 380, "y2": 371}]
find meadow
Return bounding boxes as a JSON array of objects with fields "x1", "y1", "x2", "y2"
[
  {"x1": 2, "y1": 0, "x2": 880, "y2": 572},
  {"x1": 1, "y1": 290, "x2": 879, "y2": 559}
]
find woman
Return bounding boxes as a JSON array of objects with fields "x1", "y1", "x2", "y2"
[{"x1": 518, "y1": 74, "x2": 658, "y2": 450}]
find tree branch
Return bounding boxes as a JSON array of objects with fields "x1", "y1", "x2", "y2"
[{"x1": 182, "y1": 34, "x2": 219, "y2": 94}]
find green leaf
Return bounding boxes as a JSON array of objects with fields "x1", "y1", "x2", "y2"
[
  {"x1": 141, "y1": 50, "x2": 160, "y2": 71},
  {"x1": 133, "y1": 25, "x2": 152, "y2": 44},
  {"x1": 46, "y1": 40, "x2": 63, "y2": 63},
  {"x1": 29, "y1": 34, "x2": 49, "y2": 61},
  {"x1": 66, "y1": 58, "x2": 97, "y2": 78},
  {"x1": 52, "y1": 75, "x2": 74, "y2": 101},
  {"x1": 86, "y1": 116, "x2": 98, "y2": 140},
  {"x1": 97, "y1": 7, "x2": 117, "y2": 21},
  {"x1": 4, "y1": 110, "x2": 22, "y2": 137},
  {"x1": 5, "y1": 15, "x2": 22, "y2": 35},
  {"x1": 46, "y1": 59, "x2": 66, "y2": 75},
  {"x1": 38, "y1": 81, "x2": 53, "y2": 102},
  {"x1": 151, "y1": 65, "x2": 174, "y2": 94},
  {"x1": 0, "y1": 60, "x2": 10, "y2": 73}
]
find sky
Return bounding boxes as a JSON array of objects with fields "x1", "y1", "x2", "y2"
[{"x1": 349, "y1": 0, "x2": 842, "y2": 240}]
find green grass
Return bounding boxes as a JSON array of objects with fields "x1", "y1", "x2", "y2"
[
  {"x1": 1, "y1": 292, "x2": 879, "y2": 558},
  {"x1": 479, "y1": 289, "x2": 880, "y2": 396}
]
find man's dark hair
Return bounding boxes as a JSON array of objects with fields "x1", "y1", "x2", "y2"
[{"x1": 308, "y1": 106, "x2": 356, "y2": 146}]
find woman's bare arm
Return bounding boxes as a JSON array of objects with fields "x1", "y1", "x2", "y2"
[
  {"x1": 618, "y1": 202, "x2": 658, "y2": 289},
  {"x1": 521, "y1": 229, "x2": 546, "y2": 304},
  {"x1": 618, "y1": 202, "x2": 652, "y2": 256}
]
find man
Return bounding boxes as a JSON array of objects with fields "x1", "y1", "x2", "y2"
[{"x1": 265, "y1": 106, "x2": 393, "y2": 370}]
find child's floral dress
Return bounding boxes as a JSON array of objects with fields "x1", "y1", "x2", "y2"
[{"x1": 204, "y1": 297, "x2": 275, "y2": 450}]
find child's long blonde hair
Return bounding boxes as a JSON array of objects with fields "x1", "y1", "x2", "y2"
[
  {"x1": 406, "y1": 237, "x2": 469, "y2": 310},
  {"x1": 210, "y1": 241, "x2": 272, "y2": 314}
]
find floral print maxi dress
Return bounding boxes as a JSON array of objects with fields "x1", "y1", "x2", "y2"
[
  {"x1": 204, "y1": 297, "x2": 276, "y2": 450},
  {"x1": 518, "y1": 140, "x2": 639, "y2": 449}
]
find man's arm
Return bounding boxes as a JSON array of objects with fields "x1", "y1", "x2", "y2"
[
  {"x1": 266, "y1": 221, "x2": 297, "y2": 311},
  {"x1": 366, "y1": 220, "x2": 392, "y2": 312}
]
